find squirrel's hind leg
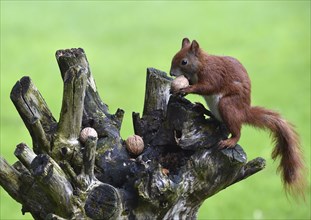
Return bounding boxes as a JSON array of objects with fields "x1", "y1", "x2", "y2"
[
  {"x1": 219, "y1": 136, "x2": 240, "y2": 148},
  {"x1": 218, "y1": 96, "x2": 244, "y2": 148}
]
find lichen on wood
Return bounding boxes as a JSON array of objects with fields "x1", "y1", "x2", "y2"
[{"x1": 0, "y1": 48, "x2": 265, "y2": 219}]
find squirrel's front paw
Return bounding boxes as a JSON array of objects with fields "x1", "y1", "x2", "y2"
[
  {"x1": 170, "y1": 87, "x2": 189, "y2": 96},
  {"x1": 170, "y1": 88, "x2": 185, "y2": 96},
  {"x1": 171, "y1": 75, "x2": 189, "y2": 95},
  {"x1": 178, "y1": 86, "x2": 193, "y2": 95},
  {"x1": 176, "y1": 88, "x2": 188, "y2": 96}
]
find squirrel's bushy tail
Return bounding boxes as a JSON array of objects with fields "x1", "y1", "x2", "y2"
[{"x1": 246, "y1": 106, "x2": 306, "y2": 197}]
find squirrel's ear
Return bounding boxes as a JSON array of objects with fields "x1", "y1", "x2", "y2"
[
  {"x1": 182, "y1": 38, "x2": 190, "y2": 48},
  {"x1": 190, "y1": 40, "x2": 200, "y2": 55}
]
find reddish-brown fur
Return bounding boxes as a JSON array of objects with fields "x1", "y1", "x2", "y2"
[{"x1": 170, "y1": 38, "x2": 306, "y2": 197}]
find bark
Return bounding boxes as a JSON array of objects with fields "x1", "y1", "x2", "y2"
[{"x1": 0, "y1": 48, "x2": 265, "y2": 219}]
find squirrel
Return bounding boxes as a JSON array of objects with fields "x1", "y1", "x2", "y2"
[{"x1": 170, "y1": 37, "x2": 306, "y2": 197}]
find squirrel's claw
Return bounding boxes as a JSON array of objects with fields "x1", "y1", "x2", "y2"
[
  {"x1": 178, "y1": 87, "x2": 190, "y2": 96},
  {"x1": 171, "y1": 88, "x2": 187, "y2": 97},
  {"x1": 170, "y1": 87, "x2": 186, "y2": 96}
]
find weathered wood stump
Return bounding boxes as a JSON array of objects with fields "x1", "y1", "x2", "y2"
[{"x1": 0, "y1": 48, "x2": 266, "y2": 219}]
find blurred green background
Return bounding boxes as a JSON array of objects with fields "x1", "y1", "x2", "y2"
[{"x1": 1, "y1": 1, "x2": 310, "y2": 219}]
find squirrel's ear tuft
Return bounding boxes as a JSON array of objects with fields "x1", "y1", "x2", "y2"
[
  {"x1": 182, "y1": 38, "x2": 190, "y2": 48},
  {"x1": 190, "y1": 40, "x2": 200, "y2": 55}
]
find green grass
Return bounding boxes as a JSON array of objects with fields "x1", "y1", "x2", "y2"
[{"x1": 1, "y1": 1, "x2": 310, "y2": 219}]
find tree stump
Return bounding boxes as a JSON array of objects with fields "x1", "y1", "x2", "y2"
[{"x1": 0, "y1": 48, "x2": 266, "y2": 219}]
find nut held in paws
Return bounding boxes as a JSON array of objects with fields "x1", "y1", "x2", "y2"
[
  {"x1": 80, "y1": 127, "x2": 98, "y2": 143},
  {"x1": 125, "y1": 135, "x2": 144, "y2": 156},
  {"x1": 171, "y1": 75, "x2": 189, "y2": 93}
]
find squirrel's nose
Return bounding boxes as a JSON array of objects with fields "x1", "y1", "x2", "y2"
[{"x1": 169, "y1": 69, "x2": 176, "y2": 76}]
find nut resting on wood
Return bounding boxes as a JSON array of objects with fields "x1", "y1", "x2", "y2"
[
  {"x1": 170, "y1": 75, "x2": 189, "y2": 93},
  {"x1": 79, "y1": 127, "x2": 98, "y2": 143},
  {"x1": 125, "y1": 135, "x2": 144, "y2": 156}
]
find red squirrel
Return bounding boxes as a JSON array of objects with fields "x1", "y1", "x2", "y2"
[{"x1": 170, "y1": 37, "x2": 306, "y2": 197}]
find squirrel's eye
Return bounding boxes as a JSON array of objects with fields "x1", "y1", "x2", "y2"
[{"x1": 181, "y1": 59, "x2": 188, "y2": 66}]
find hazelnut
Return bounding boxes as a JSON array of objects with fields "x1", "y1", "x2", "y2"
[
  {"x1": 171, "y1": 75, "x2": 189, "y2": 93},
  {"x1": 79, "y1": 127, "x2": 98, "y2": 143},
  {"x1": 162, "y1": 168, "x2": 170, "y2": 176},
  {"x1": 125, "y1": 135, "x2": 144, "y2": 156}
]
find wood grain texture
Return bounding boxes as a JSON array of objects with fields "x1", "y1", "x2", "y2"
[{"x1": 0, "y1": 48, "x2": 265, "y2": 219}]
